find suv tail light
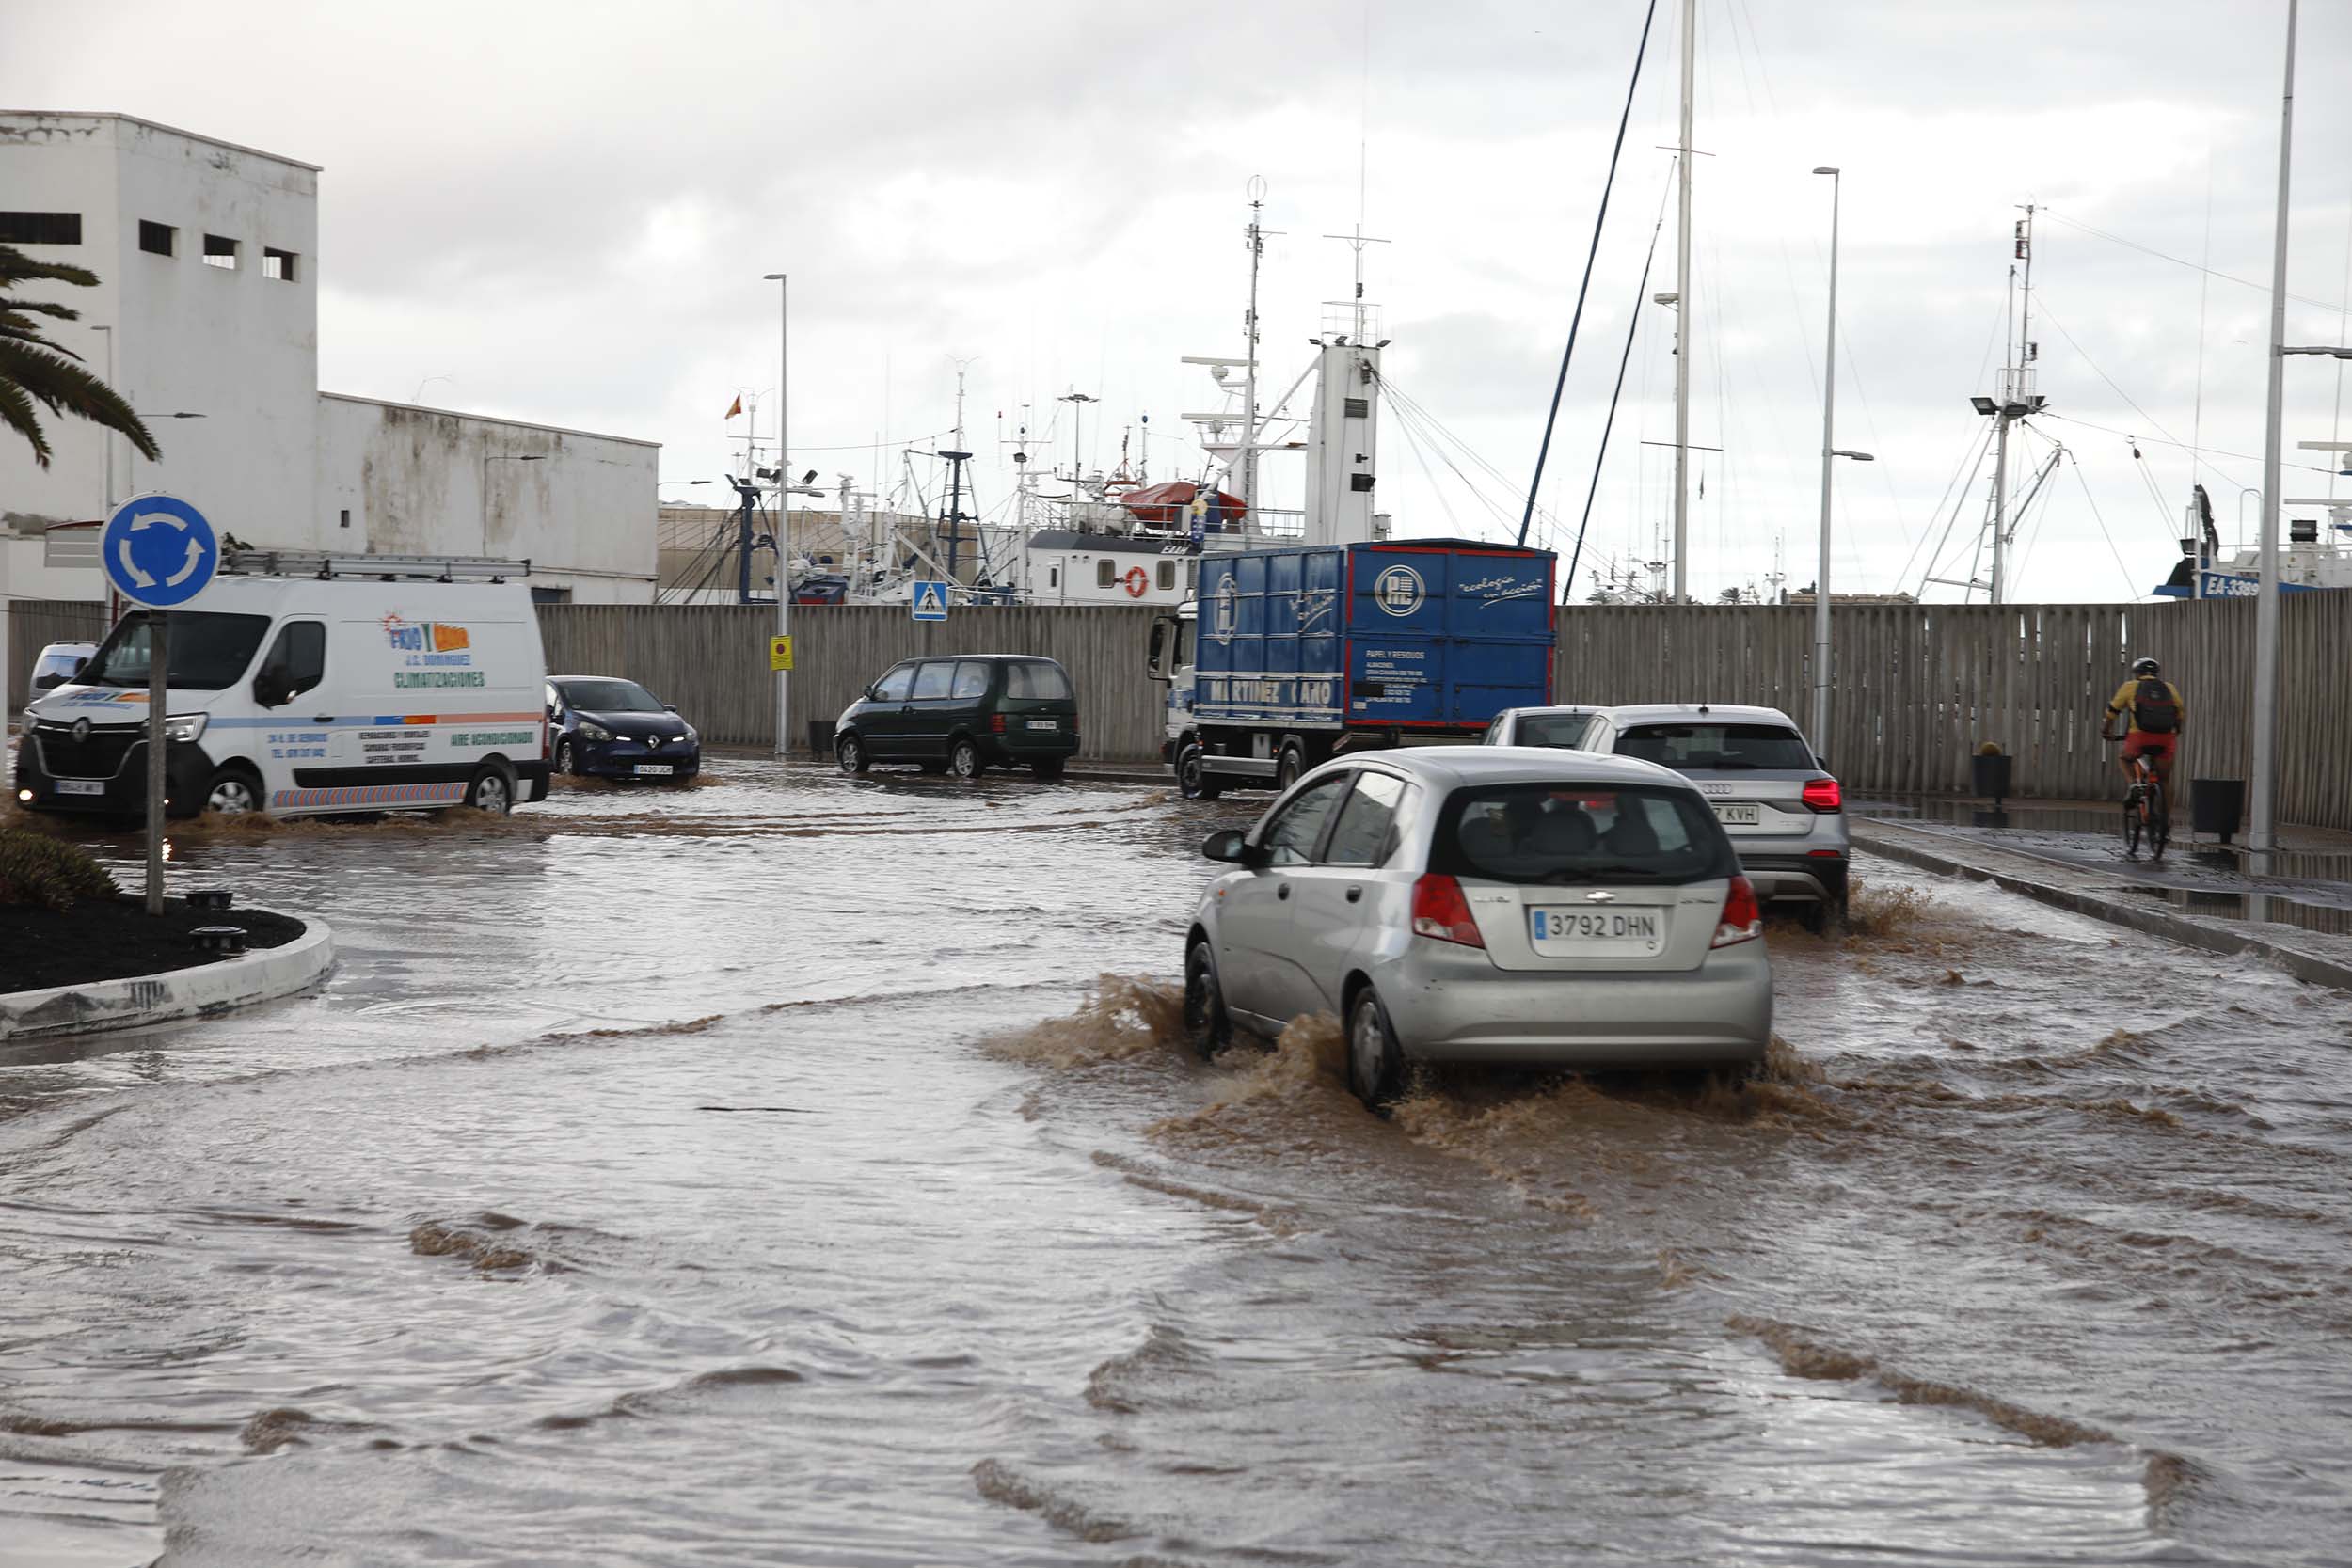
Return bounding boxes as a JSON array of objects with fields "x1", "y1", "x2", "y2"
[
  {"x1": 1801, "y1": 776, "x2": 1842, "y2": 813},
  {"x1": 1409, "y1": 874, "x2": 1486, "y2": 948},
  {"x1": 990, "y1": 714, "x2": 1007, "y2": 734},
  {"x1": 1712, "y1": 876, "x2": 1763, "y2": 948}
]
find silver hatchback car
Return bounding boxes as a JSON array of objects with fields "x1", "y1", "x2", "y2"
[
  {"x1": 1184, "y1": 750, "x2": 1772, "y2": 1109},
  {"x1": 1574, "y1": 704, "x2": 1850, "y2": 932}
]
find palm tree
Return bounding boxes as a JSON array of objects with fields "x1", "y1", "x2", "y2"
[{"x1": 1, "y1": 244, "x2": 158, "y2": 468}]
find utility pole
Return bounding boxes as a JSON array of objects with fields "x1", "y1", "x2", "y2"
[
  {"x1": 763, "y1": 272, "x2": 791, "y2": 760},
  {"x1": 2251, "y1": 0, "x2": 2298, "y2": 854},
  {"x1": 1670, "y1": 0, "x2": 1695, "y2": 602}
]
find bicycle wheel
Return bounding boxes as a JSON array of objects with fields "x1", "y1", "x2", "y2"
[
  {"x1": 2149, "y1": 779, "x2": 2170, "y2": 857},
  {"x1": 2122, "y1": 785, "x2": 2143, "y2": 857}
]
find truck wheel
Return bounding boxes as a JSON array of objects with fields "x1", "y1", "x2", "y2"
[
  {"x1": 200, "y1": 765, "x2": 263, "y2": 817},
  {"x1": 466, "y1": 762, "x2": 516, "y2": 816},
  {"x1": 1177, "y1": 743, "x2": 1222, "y2": 800},
  {"x1": 1276, "y1": 741, "x2": 1307, "y2": 790}
]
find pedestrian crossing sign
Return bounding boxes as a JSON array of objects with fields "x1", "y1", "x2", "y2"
[{"x1": 912, "y1": 580, "x2": 949, "y2": 622}]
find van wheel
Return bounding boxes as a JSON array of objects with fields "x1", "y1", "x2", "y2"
[
  {"x1": 948, "y1": 737, "x2": 982, "y2": 780},
  {"x1": 1177, "y1": 743, "x2": 1222, "y2": 800},
  {"x1": 836, "y1": 734, "x2": 869, "y2": 774},
  {"x1": 1276, "y1": 741, "x2": 1307, "y2": 790},
  {"x1": 1346, "y1": 986, "x2": 1406, "y2": 1115},
  {"x1": 202, "y1": 766, "x2": 263, "y2": 816},
  {"x1": 466, "y1": 763, "x2": 516, "y2": 816},
  {"x1": 1031, "y1": 757, "x2": 1065, "y2": 780},
  {"x1": 1184, "y1": 940, "x2": 1233, "y2": 1061}
]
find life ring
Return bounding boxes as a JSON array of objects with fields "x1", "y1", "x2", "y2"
[{"x1": 1123, "y1": 565, "x2": 1150, "y2": 598}]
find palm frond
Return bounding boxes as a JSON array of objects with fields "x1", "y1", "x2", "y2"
[
  {"x1": 0, "y1": 245, "x2": 101, "y2": 290},
  {"x1": 0, "y1": 340, "x2": 160, "y2": 461},
  {"x1": 0, "y1": 376, "x2": 54, "y2": 467}
]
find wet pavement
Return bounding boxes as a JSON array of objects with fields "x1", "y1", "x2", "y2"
[{"x1": 5, "y1": 763, "x2": 2351, "y2": 1565}]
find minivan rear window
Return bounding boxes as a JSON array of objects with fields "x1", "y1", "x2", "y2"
[
  {"x1": 1614, "y1": 722, "x2": 1815, "y2": 771},
  {"x1": 1516, "y1": 712, "x2": 1592, "y2": 748},
  {"x1": 1431, "y1": 783, "x2": 1733, "y2": 886},
  {"x1": 1003, "y1": 661, "x2": 1072, "y2": 700}
]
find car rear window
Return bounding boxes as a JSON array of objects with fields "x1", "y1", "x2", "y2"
[
  {"x1": 1614, "y1": 722, "x2": 1815, "y2": 771},
  {"x1": 1003, "y1": 660, "x2": 1072, "y2": 700},
  {"x1": 1431, "y1": 783, "x2": 1734, "y2": 886},
  {"x1": 1516, "y1": 712, "x2": 1592, "y2": 748}
]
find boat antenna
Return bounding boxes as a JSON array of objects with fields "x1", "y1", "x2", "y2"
[{"x1": 1520, "y1": 0, "x2": 1659, "y2": 548}]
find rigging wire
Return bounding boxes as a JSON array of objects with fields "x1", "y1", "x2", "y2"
[
  {"x1": 1519, "y1": 0, "x2": 1660, "y2": 546},
  {"x1": 2042, "y1": 208, "x2": 2346, "y2": 315},
  {"x1": 2062, "y1": 450, "x2": 2150, "y2": 600},
  {"x1": 2030, "y1": 292, "x2": 2231, "y2": 511}
]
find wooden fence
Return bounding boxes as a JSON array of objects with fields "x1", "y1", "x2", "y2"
[
  {"x1": 536, "y1": 602, "x2": 1167, "y2": 760},
  {"x1": 7, "y1": 599, "x2": 108, "y2": 710},
  {"x1": 1555, "y1": 595, "x2": 2352, "y2": 830},
  {"x1": 13, "y1": 591, "x2": 2348, "y2": 826}
]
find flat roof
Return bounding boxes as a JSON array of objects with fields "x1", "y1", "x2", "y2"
[
  {"x1": 0, "y1": 111, "x2": 323, "y2": 172},
  {"x1": 319, "y1": 392, "x2": 660, "y2": 451}
]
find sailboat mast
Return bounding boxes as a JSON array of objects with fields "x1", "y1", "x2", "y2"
[
  {"x1": 1242, "y1": 176, "x2": 1266, "y2": 514},
  {"x1": 1671, "y1": 0, "x2": 1695, "y2": 603}
]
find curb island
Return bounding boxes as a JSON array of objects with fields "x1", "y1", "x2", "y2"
[{"x1": 1, "y1": 911, "x2": 336, "y2": 1041}]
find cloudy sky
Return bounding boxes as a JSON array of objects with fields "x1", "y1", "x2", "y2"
[{"x1": 9, "y1": 0, "x2": 2349, "y2": 602}]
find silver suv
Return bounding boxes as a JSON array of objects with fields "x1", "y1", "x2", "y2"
[
  {"x1": 1574, "y1": 704, "x2": 1849, "y2": 931},
  {"x1": 1184, "y1": 749, "x2": 1772, "y2": 1110}
]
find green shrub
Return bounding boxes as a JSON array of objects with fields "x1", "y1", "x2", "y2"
[{"x1": 0, "y1": 827, "x2": 119, "y2": 911}]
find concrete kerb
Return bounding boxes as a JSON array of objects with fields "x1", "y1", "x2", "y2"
[
  {"x1": 0, "y1": 911, "x2": 335, "y2": 1041},
  {"x1": 1851, "y1": 821, "x2": 2352, "y2": 993}
]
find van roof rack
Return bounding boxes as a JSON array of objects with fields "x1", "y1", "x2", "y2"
[{"x1": 220, "y1": 550, "x2": 532, "y2": 583}]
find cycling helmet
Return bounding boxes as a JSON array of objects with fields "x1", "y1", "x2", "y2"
[{"x1": 2132, "y1": 657, "x2": 2161, "y2": 675}]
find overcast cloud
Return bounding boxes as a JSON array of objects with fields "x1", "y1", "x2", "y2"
[{"x1": 7, "y1": 0, "x2": 2348, "y2": 602}]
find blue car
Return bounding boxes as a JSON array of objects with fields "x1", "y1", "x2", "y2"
[{"x1": 546, "y1": 675, "x2": 701, "y2": 783}]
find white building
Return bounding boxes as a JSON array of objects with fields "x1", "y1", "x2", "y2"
[{"x1": 0, "y1": 112, "x2": 658, "y2": 608}]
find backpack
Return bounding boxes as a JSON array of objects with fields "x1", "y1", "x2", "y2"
[{"x1": 2131, "y1": 678, "x2": 2180, "y2": 734}]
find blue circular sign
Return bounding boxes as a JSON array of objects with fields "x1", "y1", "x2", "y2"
[{"x1": 102, "y1": 492, "x2": 218, "y2": 608}]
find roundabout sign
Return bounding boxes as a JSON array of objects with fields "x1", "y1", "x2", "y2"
[{"x1": 102, "y1": 492, "x2": 218, "y2": 609}]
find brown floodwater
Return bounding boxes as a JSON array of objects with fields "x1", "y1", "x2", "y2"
[{"x1": 3, "y1": 760, "x2": 2347, "y2": 1566}]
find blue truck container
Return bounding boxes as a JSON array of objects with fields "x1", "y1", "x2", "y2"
[{"x1": 1168, "y1": 540, "x2": 1555, "y2": 793}]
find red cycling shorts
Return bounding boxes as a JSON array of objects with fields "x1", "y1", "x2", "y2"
[{"x1": 2122, "y1": 731, "x2": 2177, "y2": 764}]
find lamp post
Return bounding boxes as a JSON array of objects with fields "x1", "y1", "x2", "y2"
[
  {"x1": 482, "y1": 454, "x2": 544, "y2": 554},
  {"x1": 1807, "y1": 165, "x2": 1864, "y2": 757},
  {"x1": 763, "y1": 273, "x2": 793, "y2": 759}
]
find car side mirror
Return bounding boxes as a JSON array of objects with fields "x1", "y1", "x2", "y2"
[
  {"x1": 1200, "y1": 828, "x2": 1257, "y2": 865},
  {"x1": 253, "y1": 672, "x2": 289, "y2": 708},
  {"x1": 865, "y1": 684, "x2": 881, "y2": 700},
  {"x1": 34, "y1": 673, "x2": 63, "y2": 689},
  {"x1": 663, "y1": 704, "x2": 677, "y2": 713}
]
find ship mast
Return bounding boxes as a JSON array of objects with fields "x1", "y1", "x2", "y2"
[{"x1": 1669, "y1": 0, "x2": 1695, "y2": 602}]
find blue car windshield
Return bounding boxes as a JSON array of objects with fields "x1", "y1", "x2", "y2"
[{"x1": 559, "y1": 680, "x2": 663, "y2": 713}]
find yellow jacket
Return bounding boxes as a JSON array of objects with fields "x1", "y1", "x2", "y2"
[{"x1": 2106, "y1": 678, "x2": 2185, "y2": 734}]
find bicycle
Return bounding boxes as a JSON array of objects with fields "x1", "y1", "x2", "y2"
[{"x1": 2104, "y1": 735, "x2": 2170, "y2": 859}]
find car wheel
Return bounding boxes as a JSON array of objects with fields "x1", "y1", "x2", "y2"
[
  {"x1": 1800, "y1": 896, "x2": 1845, "y2": 937},
  {"x1": 836, "y1": 734, "x2": 869, "y2": 774},
  {"x1": 465, "y1": 763, "x2": 516, "y2": 816},
  {"x1": 1276, "y1": 741, "x2": 1306, "y2": 791},
  {"x1": 555, "y1": 737, "x2": 579, "y2": 775},
  {"x1": 1177, "y1": 743, "x2": 1222, "y2": 800},
  {"x1": 1031, "y1": 757, "x2": 1066, "y2": 780},
  {"x1": 948, "y1": 737, "x2": 982, "y2": 779},
  {"x1": 202, "y1": 766, "x2": 263, "y2": 816},
  {"x1": 1346, "y1": 985, "x2": 1405, "y2": 1114},
  {"x1": 1184, "y1": 939, "x2": 1233, "y2": 1061}
]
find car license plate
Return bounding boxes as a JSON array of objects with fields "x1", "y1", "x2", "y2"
[
  {"x1": 1714, "y1": 802, "x2": 1762, "y2": 825},
  {"x1": 634, "y1": 764, "x2": 675, "y2": 777},
  {"x1": 1025, "y1": 720, "x2": 1057, "y2": 731},
  {"x1": 1529, "y1": 907, "x2": 1664, "y2": 954},
  {"x1": 56, "y1": 779, "x2": 104, "y2": 797}
]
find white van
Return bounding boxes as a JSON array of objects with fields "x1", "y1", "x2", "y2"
[{"x1": 14, "y1": 556, "x2": 549, "y2": 819}]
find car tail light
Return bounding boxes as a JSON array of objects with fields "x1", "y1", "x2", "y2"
[
  {"x1": 1801, "y1": 776, "x2": 1842, "y2": 813},
  {"x1": 1410, "y1": 874, "x2": 1485, "y2": 948},
  {"x1": 1712, "y1": 876, "x2": 1763, "y2": 948},
  {"x1": 990, "y1": 714, "x2": 1006, "y2": 734}
]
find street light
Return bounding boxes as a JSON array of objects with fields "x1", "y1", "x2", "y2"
[
  {"x1": 1810, "y1": 165, "x2": 1845, "y2": 758},
  {"x1": 482, "y1": 454, "x2": 544, "y2": 553}
]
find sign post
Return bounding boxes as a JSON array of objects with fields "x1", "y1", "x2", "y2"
[
  {"x1": 769, "y1": 634, "x2": 795, "y2": 672},
  {"x1": 911, "y1": 581, "x2": 948, "y2": 623},
  {"x1": 100, "y1": 493, "x2": 218, "y2": 915}
]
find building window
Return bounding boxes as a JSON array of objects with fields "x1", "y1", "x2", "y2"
[
  {"x1": 262, "y1": 247, "x2": 297, "y2": 282},
  {"x1": 1095, "y1": 558, "x2": 1116, "y2": 588},
  {"x1": 1048, "y1": 566, "x2": 1059, "y2": 591},
  {"x1": 0, "y1": 212, "x2": 81, "y2": 245},
  {"x1": 203, "y1": 234, "x2": 238, "y2": 270},
  {"x1": 339, "y1": 509, "x2": 351, "y2": 530},
  {"x1": 139, "y1": 221, "x2": 176, "y2": 257},
  {"x1": 1156, "y1": 560, "x2": 1176, "y2": 591}
]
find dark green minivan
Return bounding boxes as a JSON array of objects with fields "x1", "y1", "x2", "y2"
[{"x1": 834, "y1": 655, "x2": 1080, "y2": 779}]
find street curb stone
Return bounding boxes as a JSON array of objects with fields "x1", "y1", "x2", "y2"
[
  {"x1": 1851, "y1": 821, "x2": 2352, "y2": 993},
  {"x1": 0, "y1": 911, "x2": 335, "y2": 1041}
]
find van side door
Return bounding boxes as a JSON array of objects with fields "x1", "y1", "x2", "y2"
[{"x1": 252, "y1": 619, "x2": 331, "y2": 796}]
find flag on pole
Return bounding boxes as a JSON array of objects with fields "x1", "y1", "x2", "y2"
[{"x1": 725, "y1": 394, "x2": 744, "y2": 420}]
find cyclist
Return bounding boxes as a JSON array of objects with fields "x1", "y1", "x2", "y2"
[{"x1": 2101, "y1": 656, "x2": 2185, "y2": 820}]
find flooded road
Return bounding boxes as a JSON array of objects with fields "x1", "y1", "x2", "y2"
[{"x1": 4, "y1": 761, "x2": 2349, "y2": 1566}]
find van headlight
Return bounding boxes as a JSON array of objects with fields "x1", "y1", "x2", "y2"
[
  {"x1": 163, "y1": 713, "x2": 209, "y2": 742},
  {"x1": 579, "y1": 721, "x2": 612, "y2": 741}
]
